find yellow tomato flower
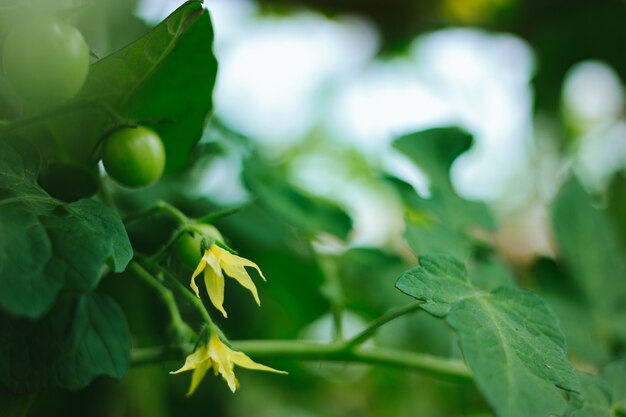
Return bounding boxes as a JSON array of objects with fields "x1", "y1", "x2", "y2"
[
  {"x1": 171, "y1": 332, "x2": 286, "y2": 394},
  {"x1": 190, "y1": 243, "x2": 266, "y2": 318}
]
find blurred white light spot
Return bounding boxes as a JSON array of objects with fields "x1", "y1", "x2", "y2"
[
  {"x1": 343, "y1": 183, "x2": 405, "y2": 247},
  {"x1": 194, "y1": 153, "x2": 250, "y2": 205},
  {"x1": 412, "y1": 30, "x2": 534, "y2": 86},
  {"x1": 289, "y1": 151, "x2": 405, "y2": 247},
  {"x1": 207, "y1": 0, "x2": 257, "y2": 49},
  {"x1": 328, "y1": 60, "x2": 454, "y2": 153},
  {"x1": 411, "y1": 29, "x2": 535, "y2": 201},
  {"x1": 215, "y1": 13, "x2": 378, "y2": 150},
  {"x1": 330, "y1": 28, "x2": 534, "y2": 202},
  {"x1": 135, "y1": 0, "x2": 185, "y2": 23},
  {"x1": 562, "y1": 61, "x2": 624, "y2": 126},
  {"x1": 577, "y1": 121, "x2": 626, "y2": 190}
]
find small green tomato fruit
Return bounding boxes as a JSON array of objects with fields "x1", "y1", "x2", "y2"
[
  {"x1": 176, "y1": 224, "x2": 224, "y2": 269},
  {"x1": 2, "y1": 15, "x2": 90, "y2": 104},
  {"x1": 101, "y1": 126, "x2": 166, "y2": 187}
]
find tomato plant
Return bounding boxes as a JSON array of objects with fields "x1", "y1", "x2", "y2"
[
  {"x1": 2, "y1": 15, "x2": 89, "y2": 105},
  {"x1": 0, "y1": 1, "x2": 625, "y2": 417},
  {"x1": 101, "y1": 126, "x2": 166, "y2": 187}
]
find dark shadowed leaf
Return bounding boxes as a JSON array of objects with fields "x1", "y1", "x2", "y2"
[
  {"x1": 0, "y1": 138, "x2": 132, "y2": 318},
  {"x1": 0, "y1": 293, "x2": 131, "y2": 393}
]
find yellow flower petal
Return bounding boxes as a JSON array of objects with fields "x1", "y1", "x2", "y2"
[
  {"x1": 230, "y1": 350, "x2": 288, "y2": 374},
  {"x1": 188, "y1": 243, "x2": 267, "y2": 316},
  {"x1": 219, "y1": 263, "x2": 261, "y2": 305},
  {"x1": 215, "y1": 245, "x2": 267, "y2": 281},
  {"x1": 205, "y1": 246, "x2": 223, "y2": 275},
  {"x1": 170, "y1": 345, "x2": 208, "y2": 374},
  {"x1": 171, "y1": 332, "x2": 287, "y2": 394},
  {"x1": 190, "y1": 254, "x2": 208, "y2": 298},
  {"x1": 213, "y1": 245, "x2": 263, "y2": 305},
  {"x1": 204, "y1": 267, "x2": 227, "y2": 318},
  {"x1": 208, "y1": 333, "x2": 238, "y2": 392},
  {"x1": 187, "y1": 357, "x2": 211, "y2": 396}
]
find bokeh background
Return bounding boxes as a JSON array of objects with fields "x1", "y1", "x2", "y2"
[{"x1": 25, "y1": 0, "x2": 626, "y2": 416}]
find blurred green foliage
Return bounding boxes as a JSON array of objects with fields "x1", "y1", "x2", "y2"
[{"x1": 1, "y1": 0, "x2": 626, "y2": 417}]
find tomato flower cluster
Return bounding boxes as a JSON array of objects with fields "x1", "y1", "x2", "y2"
[
  {"x1": 173, "y1": 225, "x2": 285, "y2": 393},
  {"x1": 171, "y1": 331, "x2": 285, "y2": 395}
]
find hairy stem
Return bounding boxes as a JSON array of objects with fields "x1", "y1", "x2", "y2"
[
  {"x1": 315, "y1": 250, "x2": 345, "y2": 341},
  {"x1": 196, "y1": 206, "x2": 243, "y2": 224},
  {"x1": 344, "y1": 301, "x2": 423, "y2": 348},
  {"x1": 124, "y1": 200, "x2": 190, "y2": 225},
  {"x1": 131, "y1": 339, "x2": 472, "y2": 383},
  {"x1": 138, "y1": 257, "x2": 213, "y2": 326},
  {"x1": 129, "y1": 262, "x2": 191, "y2": 337}
]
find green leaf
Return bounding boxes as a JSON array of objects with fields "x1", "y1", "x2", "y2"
[
  {"x1": 78, "y1": 0, "x2": 218, "y2": 173},
  {"x1": 243, "y1": 155, "x2": 353, "y2": 240},
  {"x1": 566, "y1": 373, "x2": 613, "y2": 417},
  {"x1": 390, "y1": 127, "x2": 494, "y2": 260},
  {"x1": 0, "y1": 138, "x2": 132, "y2": 318},
  {"x1": 552, "y1": 178, "x2": 626, "y2": 346},
  {"x1": 566, "y1": 359, "x2": 626, "y2": 417},
  {"x1": 396, "y1": 254, "x2": 579, "y2": 417},
  {"x1": 607, "y1": 172, "x2": 626, "y2": 251},
  {"x1": 532, "y1": 258, "x2": 611, "y2": 364},
  {"x1": 0, "y1": 293, "x2": 131, "y2": 393},
  {"x1": 393, "y1": 127, "x2": 472, "y2": 191}
]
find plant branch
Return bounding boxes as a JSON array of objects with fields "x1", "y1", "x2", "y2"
[
  {"x1": 344, "y1": 301, "x2": 423, "y2": 348},
  {"x1": 138, "y1": 257, "x2": 213, "y2": 326},
  {"x1": 124, "y1": 200, "x2": 189, "y2": 225},
  {"x1": 96, "y1": 173, "x2": 115, "y2": 209},
  {"x1": 196, "y1": 206, "x2": 243, "y2": 224},
  {"x1": 314, "y1": 250, "x2": 345, "y2": 342},
  {"x1": 152, "y1": 227, "x2": 188, "y2": 263},
  {"x1": 131, "y1": 339, "x2": 472, "y2": 383},
  {"x1": 129, "y1": 261, "x2": 193, "y2": 339}
]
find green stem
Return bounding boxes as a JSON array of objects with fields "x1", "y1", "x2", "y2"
[
  {"x1": 152, "y1": 227, "x2": 188, "y2": 263},
  {"x1": 96, "y1": 173, "x2": 115, "y2": 209},
  {"x1": 314, "y1": 249, "x2": 345, "y2": 342},
  {"x1": 124, "y1": 200, "x2": 190, "y2": 225},
  {"x1": 138, "y1": 258, "x2": 213, "y2": 326},
  {"x1": 131, "y1": 340, "x2": 472, "y2": 383},
  {"x1": 344, "y1": 301, "x2": 423, "y2": 348},
  {"x1": 155, "y1": 200, "x2": 189, "y2": 224},
  {"x1": 196, "y1": 206, "x2": 243, "y2": 224},
  {"x1": 129, "y1": 262, "x2": 192, "y2": 338}
]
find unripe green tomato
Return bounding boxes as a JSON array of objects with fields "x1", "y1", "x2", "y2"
[
  {"x1": 101, "y1": 126, "x2": 166, "y2": 187},
  {"x1": 176, "y1": 224, "x2": 224, "y2": 269},
  {"x1": 2, "y1": 15, "x2": 90, "y2": 105}
]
